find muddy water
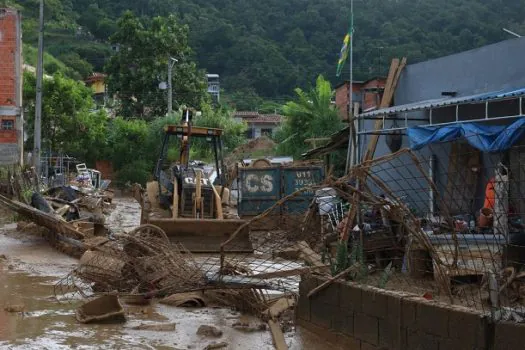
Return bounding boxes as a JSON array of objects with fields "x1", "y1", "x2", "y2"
[{"x1": 0, "y1": 198, "x2": 332, "y2": 349}]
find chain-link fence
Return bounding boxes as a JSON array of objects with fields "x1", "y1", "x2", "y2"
[{"x1": 52, "y1": 128, "x2": 525, "y2": 327}]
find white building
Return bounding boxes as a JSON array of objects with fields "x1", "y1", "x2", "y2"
[
  {"x1": 234, "y1": 111, "x2": 282, "y2": 139},
  {"x1": 206, "y1": 74, "x2": 220, "y2": 103}
]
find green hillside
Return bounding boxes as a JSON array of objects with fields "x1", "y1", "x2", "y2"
[{"x1": 5, "y1": 0, "x2": 525, "y2": 104}]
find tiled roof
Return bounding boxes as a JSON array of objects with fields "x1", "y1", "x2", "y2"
[
  {"x1": 234, "y1": 111, "x2": 283, "y2": 124},
  {"x1": 234, "y1": 111, "x2": 260, "y2": 117},
  {"x1": 245, "y1": 115, "x2": 282, "y2": 124}
]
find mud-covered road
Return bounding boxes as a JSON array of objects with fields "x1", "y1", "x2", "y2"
[{"x1": 0, "y1": 197, "x2": 330, "y2": 350}]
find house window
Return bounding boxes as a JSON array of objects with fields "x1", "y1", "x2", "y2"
[
  {"x1": 261, "y1": 128, "x2": 272, "y2": 137},
  {"x1": 1, "y1": 119, "x2": 14, "y2": 130}
]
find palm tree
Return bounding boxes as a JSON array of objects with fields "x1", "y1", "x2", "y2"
[{"x1": 276, "y1": 75, "x2": 342, "y2": 158}]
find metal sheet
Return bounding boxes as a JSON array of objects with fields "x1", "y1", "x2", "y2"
[
  {"x1": 282, "y1": 167, "x2": 324, "y2": 197},
  {"x1": 360, "y1": 86, "x2": 525, "y2": 118},
  {"x1": 238, "y1": 167, "x2": 281, "y2": 216},
  {"x1": 238, "y1": 166, "x2": 324, "y2": 217},
  {"x1": 282, "y1": 166, "x2": 324, "y2": 213}
]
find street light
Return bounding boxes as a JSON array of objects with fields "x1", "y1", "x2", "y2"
[{"x1": 167, "y1": 57, "x2": 178, "y2": 114}]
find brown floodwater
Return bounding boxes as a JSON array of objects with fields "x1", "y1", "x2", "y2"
[{"x1": 0, "y1": 198, "x2": 333, "y2": 350}]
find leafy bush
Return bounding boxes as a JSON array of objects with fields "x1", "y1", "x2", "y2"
[{"x1": 115, "y1": 160, "x2": 152, "y2": 187}]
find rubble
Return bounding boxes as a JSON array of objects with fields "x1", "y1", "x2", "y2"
[
  {"x1": 160, "y1": 292, "x2": 209, "y2": 308},
  {"x1": 196, "y1": 325, "x2": 223, "y2": 337},
  {"x1": 75, "y1": 295, "x2": 126, "y2": 324},
  {"x1": 4, "y1": 304, "x2": 24, "y2": 313},
  {"x1": 263, "y1": 296, "x2": 296, "y2": 320},
  {"x1": 231, "y1": 321, "x2": 267, "y2": 332},
  {"x1": 203, "y1": 342, "x2": 228, "y2": 350},
  {"x1": 131, "y1": 322, "x2": 177, "y2": 331}
]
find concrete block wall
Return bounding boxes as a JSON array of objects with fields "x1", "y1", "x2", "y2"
[{"x1": 297, "y1": 275, "x2": 525, "y2": 350}]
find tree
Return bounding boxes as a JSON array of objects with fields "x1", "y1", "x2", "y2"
[
  {"x1": 222, "y1": 88, "x2": 264, "y2": 111},
  {"x1": 103, "y1": 103, "x2": 246, "y2": 185},
  {"x1": 191, "y1": 104, "x2": 247, "y2": 158},
  {"x1": 275, "y1": 75, "x2": 342, "y2": 158},
  {"x1": 23, "y1": 71, "x2": 108, "y2": 164},
  {"x1": 56, "y1": 52, "x2": 93, "y2": 78},
  {"x1": 105, "y1": 11, "x2": 207, "y2": 119}
]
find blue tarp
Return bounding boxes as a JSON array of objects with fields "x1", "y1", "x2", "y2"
[{"x1": 408, "y1": 117, "x2": 525, "y2": 152}]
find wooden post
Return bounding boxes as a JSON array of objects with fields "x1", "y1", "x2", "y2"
[
  {"x1": 363, "y1": 57, "x2": 407, "y2": 162},
  {"x1": 172, "y1": 177, "x2": 179, "y2": 219},
  {"x1": 341, "y1": 57, "x2": 407, "y2": 243}
]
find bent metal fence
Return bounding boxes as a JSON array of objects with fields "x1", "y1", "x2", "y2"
[{"x1": 54, "y1": 132, "x2": 525, "y2": 326}]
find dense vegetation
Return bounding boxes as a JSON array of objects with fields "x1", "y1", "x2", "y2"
[
  {"x1": 23, "y1": 68, "x2": 246, "y2": 185},
  {"x1": 7, "y1": 0, "x2": 525, "y2": 183},
  {"x1": 275, "y1": 75, "x2": 343, "y2": 159},
  {"x1": 5, "y1": 0, "x2": 525, "y2": 108}
]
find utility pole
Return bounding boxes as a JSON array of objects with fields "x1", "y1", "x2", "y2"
[
  {"x1": 167, "y1": 57, "x2": 178, "y2": 114},
  {"x1": 34, "y1": 0, "x2": 44, "y2": 175},
  {"x1": 345, "y1": 0, "x2": 355, "y2": 173}
]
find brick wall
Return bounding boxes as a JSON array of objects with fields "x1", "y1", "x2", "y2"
[
  {"x1": 0, "y1": 8, "x2": 22, "y2": 165},
  {"x1": 335, "y1": 82, "x2": 362, "y2": 121},
  {"x1": 362, "y1": 79, "x2": 385, "y2": 111},
  {"x1": 0, "y1": 9, "x2": 17, "y2": 107},
  {"x1": 297, "y1": 275, "x2": 525, "y2": 350},
  {"x1": 335, "y1": 83, "x2": 349, "y2": 120},
  {"x1": 95, "y1": 160, "x2": 114, "y2": 180}
]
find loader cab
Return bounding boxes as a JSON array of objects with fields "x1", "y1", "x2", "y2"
[
  {"x1": 154, "y1": 124, "x2": 227, "y2": 186},
  {"x1": 139, "y1": 119, "x2": 253, "y2": 253}
]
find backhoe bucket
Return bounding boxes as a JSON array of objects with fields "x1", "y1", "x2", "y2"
[{"x1": 147, "y1": 218, "x2": 252, "y2": 253}]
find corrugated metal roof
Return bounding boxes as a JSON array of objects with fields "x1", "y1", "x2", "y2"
[{"x1": 360, "y1": 86, "x2": 525, "y2": 118}]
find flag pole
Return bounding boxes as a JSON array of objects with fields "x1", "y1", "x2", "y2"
[{"x1": 345, "y1": 0, "x2": 355, "y2": 173}]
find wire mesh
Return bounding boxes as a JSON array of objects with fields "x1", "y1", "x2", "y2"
[{"x1": 55, "y1": 131, "x2": 525, "y2": 325}]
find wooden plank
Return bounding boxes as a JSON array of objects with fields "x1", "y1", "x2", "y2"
[
  {"x1": 364, "y1": 58, "x2": 405, "y2": 161},
  {"x1": 296, "y1": 241, "x2": 329, "y2": 272},
  {"x1": 268, "y1": 319, "x2": 288, "y2": 350},
  {"x1": 264, "y1": 296, "x2": 296, "y2": 319},
  {"x1": 307, "y1": 263, "x2": 362, "y2": 298},
  {"x1": 211, "y1": 185, "x2": 223, "y2": 219},
  {"x1": 172, "y1": 177, "x2": 179, "y2": 218},
  {"x1": 341, "y1": 58, "x2": 407, "y2": 243},
  {"x1": 250, "y1": 267, "x2": 317, "y2": 279}
]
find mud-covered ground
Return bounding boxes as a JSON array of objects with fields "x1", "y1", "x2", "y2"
[{"x1": 0, "y1": 197, "x2": 331, "y2": 350}]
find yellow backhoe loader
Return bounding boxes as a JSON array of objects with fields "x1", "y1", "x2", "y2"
[{"x1": 134, "y1": 109, "x2": 253, "y2": 253}]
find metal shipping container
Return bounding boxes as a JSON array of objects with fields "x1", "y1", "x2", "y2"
[
  {"x1": 238, "y1": 167, "x2": 281, "y2": 216},
  {"x1": 237, "y1": 165, "x2": 324, "y2": 217},
  {"x1": 281, "y1": 167, "x2": 324, "y2": 213}
]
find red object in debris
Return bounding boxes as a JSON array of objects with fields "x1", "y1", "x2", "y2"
[
  {"x1": 422, "y1": 292, "x2": 433, "y2": 300},
  {"x1": 484, "y1": 177, "x2": 495, "y2": 209}
]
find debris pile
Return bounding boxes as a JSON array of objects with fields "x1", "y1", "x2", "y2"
[
  {"x1": 55, "y1": 224, "x2": 206, "y2": 299},
  {"x1": 224, "y1": 136, "x2": 276, "y2": 166}
]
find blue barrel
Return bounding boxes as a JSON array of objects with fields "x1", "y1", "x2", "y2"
[{"x1": 238, "y1": 167, "x2": 281, "y2": 216}]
